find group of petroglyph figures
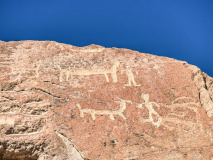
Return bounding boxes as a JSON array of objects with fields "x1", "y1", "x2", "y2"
[
  {"x1": 11, "y1": 60, "x2": 161, "y2": 127},
  {"x1": 11, "y1": 59, "x2": 141, "y2": 86},
  {"x1": 57, "y1": 60, "x2": 141, "y2": 86},
  {"x1": 10, "y1": 60, "x2": 200, "y2": 129},
  {"x1": 56, "y1": 60, "x2": 162, "y2": 126},
  {"x1": 76, "y1": 93, "x2": 162, "y2": 128}
]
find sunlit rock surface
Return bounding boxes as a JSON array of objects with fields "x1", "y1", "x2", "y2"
[{"x1": 0, "y1": 40, "x2": 213, "y2": 160}]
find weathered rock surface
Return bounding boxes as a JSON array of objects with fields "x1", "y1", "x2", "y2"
[{"x1": 0, "y1": 40, "x2": 213, "y2": 160}]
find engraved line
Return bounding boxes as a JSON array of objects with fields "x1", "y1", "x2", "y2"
[{"x1": 76, "y1": 98, "x2": 132, "y2": 120}]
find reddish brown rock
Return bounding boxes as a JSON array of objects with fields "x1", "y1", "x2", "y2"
[{"x1": 0, "y1": 40, "x2": 213, "y2": 160}]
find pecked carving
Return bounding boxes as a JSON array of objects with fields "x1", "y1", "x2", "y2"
[
  {"x1": 137, "y1": 93, "x2": 162, "y2": 127},
  {"x1": 161, "y1": 96, "x2": 201, "y2": 131},
  {"x1": 57, "y1": 60, "x2": 120, "y2": 83},
  {"x1": 0, "y1": 41, "x2": 212, "y2": 160},
  {"x1": 122, "y1": 66, "x2": 141, "y2": 86},
  {"x1": 76, "y1": 98, "x2": 132, "y2": 120}
]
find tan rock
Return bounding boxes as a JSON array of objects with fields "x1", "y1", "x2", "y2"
[{"x1": 0, "y1": 40, "x2": 212, "y2": 159}]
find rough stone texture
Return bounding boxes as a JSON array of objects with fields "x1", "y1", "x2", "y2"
[{"x1": 0, "y1": 40, "x2": 212, "y2": 160}]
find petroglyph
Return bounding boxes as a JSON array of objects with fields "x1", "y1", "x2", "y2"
[
  {"x1": 34, "y1": 64, "x2": 40, "y2": 78},
  {"x1": 76, "y1": 98, "x2": 132, "y2": 120},
  {"x1": 11, "y1": 64, "x2": 40, "y2": 78},
  {"x1": 165, "y1": 96, "x2": 199, "y2": 115},
  {"x1": 122, "y1": 66, "x2": 141, "y2": 86},
  {"x1": 57, "y1": 60, "x2": 120, "y2": 82},
  {"x1": 162, "y1": 118, "x2": 204, "y2": 134},
  {"x1": 170, "y1": 96, "x2": 199, "y2": 113},
  {"x1": 161, "y1": 96, "x2": 200, "y2": 130},
  {"x1": 137, "y1": 93, "x2": 162, "y2": 127},
  {"x1": 172, "y1": 96, "x2": 197, "y2": 104}
]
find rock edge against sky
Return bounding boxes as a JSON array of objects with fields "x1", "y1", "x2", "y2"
[{"x1": 0, "y1": 41, "x2": 213, "y2": 159}]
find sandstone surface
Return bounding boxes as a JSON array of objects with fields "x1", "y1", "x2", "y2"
[{"x1": 0, "y1": 40, "x2": 213, "y2": 160}]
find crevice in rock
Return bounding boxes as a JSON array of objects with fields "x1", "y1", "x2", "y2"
[
  {"x1": 42, "y1": 81, "x2": 65, "y2": 88},
  {"x1": 22, "y1": 104, "x2": 53, "y2": 115},
  {"x1": 203, "y1": 76, "x2": 208, "y2": 90},
  {"x1": 29, "y1": 106, "x2": 52, "y2": 115},
  {"x1": 31, "y1": 88, "x2": 61, "y2": 99},
  {"x1": 55, "y1": 131, "x2": 84, "y2": 160},
  {"x1": 25, "y1": 98, "x2": 43, "y2": 104},
  {"x1": 183, "y1": 63, "x2": 213, "y2": 117},
  {"x1": 0, "y1": 79, "x2": 27, "y2": 91},
  {"x1": 1, "y1": 96, "x2": 16, "y2": 101},
  {"x1": 15, "y1": 89, "x2": 27, "y2": 92}
]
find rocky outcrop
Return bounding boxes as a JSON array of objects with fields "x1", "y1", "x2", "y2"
[
  {"x1": 0, "y1": 40, "x2": 212, "y2": 160},
  {"x1": 184, "y1": 64, "x2": 213, "y2": 116}
]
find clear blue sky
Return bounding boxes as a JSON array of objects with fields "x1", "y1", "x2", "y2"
[{"x1": 1, "y1": 0, "x2": 213, "y2": 77}]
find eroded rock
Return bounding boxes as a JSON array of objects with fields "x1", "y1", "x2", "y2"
[{"x1": 0, "y1": 41, "x2": 212, "y2": 159}]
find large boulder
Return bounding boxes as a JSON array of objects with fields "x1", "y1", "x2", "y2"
[{"x1": 0, "y1": 41, "x2": 212, "y2": 159}]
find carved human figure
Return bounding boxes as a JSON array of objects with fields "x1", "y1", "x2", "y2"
[
  {"x1": 137, "y1": 93, "x2": 162, "y2": 127},
  {"x1": 123, "y1": 66, "x2": 140, "y2": 86},
  {"x1": 34, "y1": 64, "x2": 40, "y2": 78}
]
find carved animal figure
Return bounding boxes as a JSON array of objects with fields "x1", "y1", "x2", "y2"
[
  {"x1": 57, "y1": 60, "x2": 120, "y2": 82},
  {"x1": 76, "y1": 98, "x2": 132, "y2": 120}
]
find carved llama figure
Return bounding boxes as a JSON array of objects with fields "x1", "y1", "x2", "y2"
[
  {"x1": 76, "y1": 98, "x2": 132, "y2": 120},
  {"x1": 57, "y1": 60, "x2": 120, "y2": 82}
]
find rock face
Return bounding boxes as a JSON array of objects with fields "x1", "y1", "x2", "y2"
[{"x1": 0, "y1": 40, "x2": 213, "y2": 160}]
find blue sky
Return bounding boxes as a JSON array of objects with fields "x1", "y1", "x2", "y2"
[{"x1": 1, "y1": 0, "x2": 213, "y2": 77}]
